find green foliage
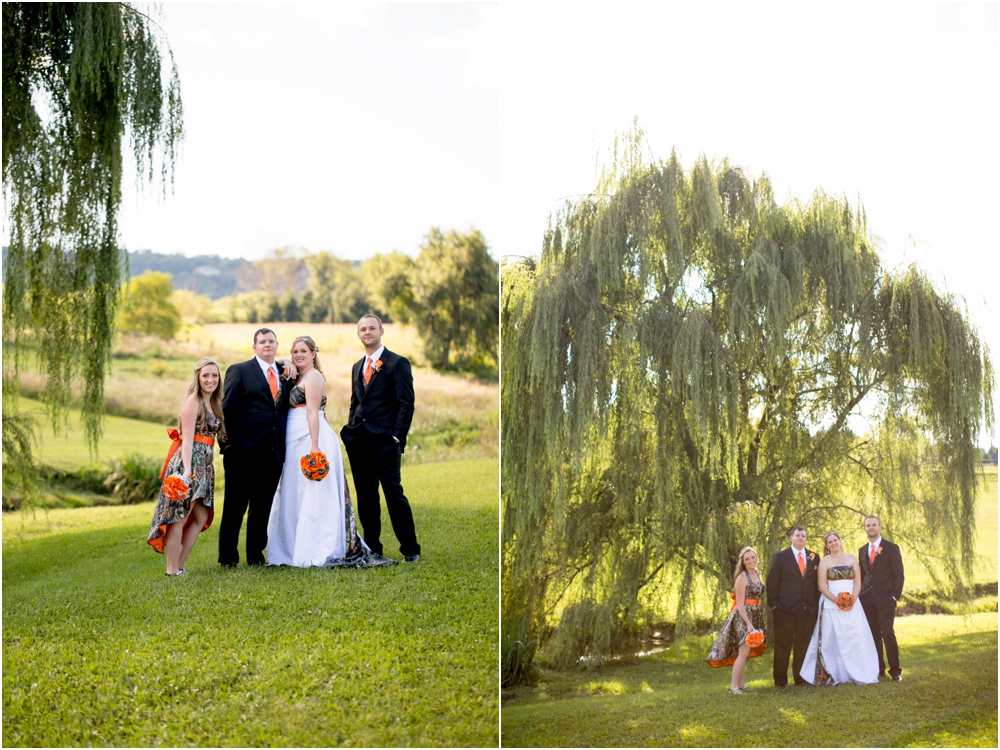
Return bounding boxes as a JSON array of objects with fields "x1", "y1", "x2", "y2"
[
  {"x1": 363, "y1": 250, "x2": 417, "y2": 324},
  {"x1": 2, "y1": 2, "x2": 183, "y2": 455},
  {"x1": 102, "y1": 451, "x2": 161, "y2": 504},
  {"x1": 2, "y1": 458, "x2": 499, "y2": 747},
  {"x1": 502, "y1": 613, "x2": 998, "y2": 748},
  {"x1": 1, "y1": 383, "x2": 39, "y2": 509},
  {"x1": 409, "y1": 228, "x2": 499, "y2": 369},
  {"x1": 118, "y1": 271, "x2": 182, "y2": 339},
  {"x1": 304, "y1": 251, "x2": 373, "y2": 323},
  {"x1": 171, "y1": 288, "x2": 213, "y2": 325},
  {"x1": 501, "y1": 617, "x2": 540, "y2": 687},
  {"x1": 501, "y1": 125, "x2": 995, "y2": 663}
]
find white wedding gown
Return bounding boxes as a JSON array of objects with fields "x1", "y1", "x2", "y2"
[
  {"x1": 801, "y1": 569, "x2": 879, "y2": 685},
  {"x1": 266, "y1": 389, "x2": 392, "y2": 567}
]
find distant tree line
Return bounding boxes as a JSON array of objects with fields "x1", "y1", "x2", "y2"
[{"x1": 120, "y1": 228, "x2": 498, "y2": 370}]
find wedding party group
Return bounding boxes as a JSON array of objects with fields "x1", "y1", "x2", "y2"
[
  {"x1": 706, "y1": 519, "x2": 905, "y2": 693},
  {"x1": 145, "y1": 315, "x2": 421, "y2": 575}
]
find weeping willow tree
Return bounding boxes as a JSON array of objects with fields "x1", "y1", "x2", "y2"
[
  {"x1": 501, "y1": 128, "x2": 994, "y2": 667},
  {"x1": 2, "y1": 2, "x2": 183, "y2": 499}
]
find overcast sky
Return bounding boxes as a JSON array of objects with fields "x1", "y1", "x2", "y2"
[
  {"x1": 116, "y1": 1, "x2": 499, "y2": 261},
  {"x1": 501, "y1": 2, "x2": 998, "y2": 441}
]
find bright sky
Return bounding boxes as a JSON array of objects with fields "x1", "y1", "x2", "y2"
[
  {"x1": 501, "y1": 1, "x2": 998, "y2": 443},
  {"x1": 117, "y1": 1, "x2": 499, "y2": 261}
]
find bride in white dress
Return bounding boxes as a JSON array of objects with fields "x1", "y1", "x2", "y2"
[
  {"x1": 266, "y1": 336, "x2": 395, "y2": 568},
  {"x1": 801, "y1": 530, "x2": 879, "y2": 684}
]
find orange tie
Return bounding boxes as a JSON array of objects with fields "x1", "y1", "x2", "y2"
[
  {"x1": 870, "y1": 544, "x2": 876, "y2": 563},
  {"x1": 364, "y1": 357, "x2": 373, "y2": 385},
  {"x1": 797, "y1": 551, "x2": 805, "y2": 575},
  {"x1": 268, "y1": 366, "x2": 278, "y2": 400}
]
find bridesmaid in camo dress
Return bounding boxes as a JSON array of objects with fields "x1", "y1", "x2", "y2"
[
  {"x1": 706, "y1": 546, "x2": 768, "y2": 693},
  {"x1": 147, "y1": 358, "x2": 225, "y2": 576}
]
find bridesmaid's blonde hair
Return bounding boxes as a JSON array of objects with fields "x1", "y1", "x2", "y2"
[
  {"x1": 181, "y1": 357, "x2": 226, "y2": 443},
  {"x1": 291, "y1": 336, "x2": 323, "y2": 375},
  {"x1": 733, "y1": 546, "x2": 759, "y2": 580}
]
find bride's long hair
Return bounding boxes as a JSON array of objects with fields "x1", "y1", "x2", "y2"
[
  {"x1": 733, "y1": 546, "x2": 759, "y2": 580},
  {"x1": 291, "y1": 336, "x2": 323, "y2": 375}
]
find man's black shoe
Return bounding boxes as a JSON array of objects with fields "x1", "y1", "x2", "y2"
[{"x1": 403, "y1": 553, "x2": 420, "y2": 563}]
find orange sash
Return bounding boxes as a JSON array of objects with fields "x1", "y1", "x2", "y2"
[{"x1": 159, "y1": 428, "x2": 215, "y2": 479}]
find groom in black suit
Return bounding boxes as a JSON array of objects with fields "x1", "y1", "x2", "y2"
[
  {"x1": 766, "y1": 525, "x2": 820, "y2": 686},
  {"x1": 341, "y1": 314, "x2": 420, "y2": 562},
  {"x1": 859, "y1": 515, "x2": 905, "y2": 681},
  {"x1": 218, "y1": 328, "x2": 291, "y2": 566}
]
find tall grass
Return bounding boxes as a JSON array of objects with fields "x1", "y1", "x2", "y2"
[{"x1": 17, "y1": 323, "x2": 498, "y2": 464}]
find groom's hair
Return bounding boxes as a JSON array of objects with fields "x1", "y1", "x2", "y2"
[
  {"x1": 865, "y1": 515, "x2": 881, "y2": 524},
  {"x1": 789, "y1": 525, "x2": 807, "y2": 537},
  {"x1": 253, "y1": 327, "x2": 277, "y2": 345},
  {"x1": 358, "y1": 314, "x2": 383, "y2": 329}
]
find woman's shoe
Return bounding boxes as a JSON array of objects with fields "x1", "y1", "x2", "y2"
[
  {"x1": 729, "y1": 687, "x2": 745, "y2": 695},
  {"x1": 740, "y1": 685, "x2": 752, "y2": 691}
]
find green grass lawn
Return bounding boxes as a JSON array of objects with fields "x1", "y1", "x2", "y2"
[
  {"x1": 3, "y1": 458, "x2": 499, "y2": 747},
  {"x1": 501, "y1": 612, "x2": 997, "y2": 747}
]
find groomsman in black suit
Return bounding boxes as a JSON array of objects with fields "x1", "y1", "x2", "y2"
[
  {"x1": 766, "y1": 525, "x2": 821, "y2": 686},
  {"x1": 217, "y1": 328, "x2": 291, "y2": 567},
  {"x1": 859, "y1": 515, "x2": 905, "y2": 681},
  {"x1": 341, "y1": 315, "x2": 420, "y2": 562}
]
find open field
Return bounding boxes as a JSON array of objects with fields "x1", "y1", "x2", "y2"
[
  {"x1": 501, "y1": 612, "x2": 998, "y2": 747},
  {"x1": 3, "y1": 458, "x2": 499, "y2": 747},
  {"x1": 16, "y1": 322, "x2": 498, "y2": 465}
]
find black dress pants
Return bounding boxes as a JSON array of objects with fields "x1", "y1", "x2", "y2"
[
  {"x1": 861, "y1": 593, "x2": 900, "y2": 677},
  {"x1": 218, "y1": 445, "x2": 283, "y2": 566},
  {"x1": 772, "y1": 606, "x2": 817, "y2": 686},
  {"x1": 343, "y1": 431, "x2": 419, "y2": 557}
]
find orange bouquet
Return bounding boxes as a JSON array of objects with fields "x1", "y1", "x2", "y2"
[
  {"x1": 745, "y1": 630, "x2": 765, "y2": 648},
  {"x1": 162, "y1": 474, "x2": 191, "y2": 503},
  {"x1": 300, "y1": 451, "x2": 330, "y2": 481},
  {"x1": 835, "y1": 592, "x2": 854, "y2": 611}
]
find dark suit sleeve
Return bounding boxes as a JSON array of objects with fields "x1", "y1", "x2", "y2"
[
  {"x1": 347, "y1": 362, "x2": 359, "y2": 425},
  {"x1": 221, "y1": 362, "x2": 243, "y2": 449},
  {"x1": 392, "y1": 356, "x2": 415, "y2": 447},
  {"x1": 766, "y1": 553, "x2": 781, "y2": 611},
  {"x1": 889, "y1": 543, "x2": 904, "y2": 601}
]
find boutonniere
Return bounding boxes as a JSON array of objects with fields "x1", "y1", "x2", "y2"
[
  {"x1": 280, "y1": 371, "x2": 292, "y2": 381},
  {"x1": 373, "y1": 359, "x2": 383, "y2": 373},
  {"x1": 808, "y1": 552, "x2": 817, "y2": 561},
  {"x1": 876, "y1": 546, "x2": 883, "y2": 556}
]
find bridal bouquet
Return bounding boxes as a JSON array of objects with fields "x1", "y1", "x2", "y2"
[
  {"x1": 835, "y1": 592, "x2": 855, "y2": 611},
  {"x1": 162, "y1": 474, "x2": 192, "y2": 503},
  {"x1": 300, "y1": 451, "x2": 330, "y2": 481},
  {"x1": 745, "y1": 630, "x2": 765, "y2": 648}
]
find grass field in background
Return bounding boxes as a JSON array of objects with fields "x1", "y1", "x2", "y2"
[
  {"x1": 3, "y1": 458, "x2": 499, "y2": 747},
  {"x1": 17, "y1": 322, "x2": 498, "y2": 465},
  {"x1": 501, "y1": 613, "x2": 997, "y2": 747}
]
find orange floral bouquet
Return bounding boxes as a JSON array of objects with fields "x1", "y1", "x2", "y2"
[
  {"x1": 162, "y1": 474, "x2": 192, "y2": 503},
  {"x1": 835, "y1": 592, "x2": 854, "y2": 611},
  {"x1": 300, "y1": 451, "x2": 330, "y2": 481},
  {"x1": 745, "y1": 630, "x2": 765, "y2": 648}
]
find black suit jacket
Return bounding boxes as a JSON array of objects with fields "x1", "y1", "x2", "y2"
[
  {"x1": 766, "y1": 547, "x2": 821, "y2": 616},
  {"x1": 344, "y1": 348, "x2": 415, "y2": 452},
  {"x1": 859, "y1": 538, "x2": 904, "y2": 606},
  {"x1": 220, "y1": 358, "x2": 290, "y2": 462}
]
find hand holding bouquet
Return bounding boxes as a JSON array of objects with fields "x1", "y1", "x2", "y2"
[
  {"x1": 300, "y1": 451, "x2": 330, "y2": 481},
  {"x1": 162, "y1": 473, "x2": 192, "y2": 503},
  {"x1": 745, "y1": 629, "x2": 765, "y2": 648},
  {"x1": 835, "y1": 592, "x2": 855, "y2": 611}
]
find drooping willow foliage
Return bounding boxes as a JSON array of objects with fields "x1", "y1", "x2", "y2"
[
  {"x1": 2, "y1": 3, "x2": 183, "y2": 486},
  {"x1": 501, "y1": 129, "x2": 994, "y2": 666}
]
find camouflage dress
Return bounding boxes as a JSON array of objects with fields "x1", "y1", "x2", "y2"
[
  {"x1": 147, "y1": 411, "x2": 219, "y2": 553},
  {"x1": 706, "y1": 571, "x2": 768, "y2": 667}
]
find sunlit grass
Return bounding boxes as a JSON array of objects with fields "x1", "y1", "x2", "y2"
[
  {"x1": 502, "y1": 613, "x2": 997, "y2": 748},
  {"x1": 3, "y1": 459, "x2": 498, "y2": 747}
]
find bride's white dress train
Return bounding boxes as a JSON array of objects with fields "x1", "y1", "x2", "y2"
[
  {"x1": 266, "y1": 393, "x2": 394, "y2": 567},
  {"x1": 801, "y1": 569, "x2": 879, "y2": 685}
]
